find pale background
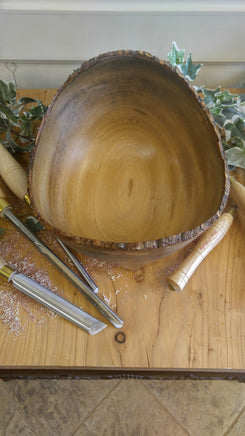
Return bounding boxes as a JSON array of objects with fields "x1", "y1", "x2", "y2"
[{"x1": 0, "y1": 0, "x2": 244, "y2": 89}]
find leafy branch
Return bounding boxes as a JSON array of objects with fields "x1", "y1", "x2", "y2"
[
  {"x1": 0, "y1": 80, "x2": 47, "y2": 154},
  {"x1": 168, "y1": 42, "x2": 245, "y2": 169},
  {"x1": 1, "y1": 44, "x2": 244, "y2": 170}
]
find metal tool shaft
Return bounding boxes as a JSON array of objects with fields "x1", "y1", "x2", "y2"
[
  {"x1": 56, "y1": 237, "x2": 98, "y2": 293},
  {"x1": 2, "y1": 207, "x2": 123, "y2": 328},
  {"x1": 10, "y1": 272, "x2": 106, "y2": 334}
]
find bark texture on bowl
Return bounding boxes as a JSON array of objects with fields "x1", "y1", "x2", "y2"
[{"x1": 29, "y1": 50, "x2": 229, "y2": 269}]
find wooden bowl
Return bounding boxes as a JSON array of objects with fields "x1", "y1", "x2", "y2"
[{"x1": 29, "y1": 51, "x2": 229, "y2": 270}]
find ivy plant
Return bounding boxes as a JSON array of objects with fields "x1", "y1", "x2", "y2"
[
  {"x1": 0, "y1": 80, "x2": 47, "y2": 154},
  {"x1": 168, "y1": 42, "x2": 245, "y2": 169},
  {"x1": 0, "y1": 44, "x2": 244, "y2": 170}
]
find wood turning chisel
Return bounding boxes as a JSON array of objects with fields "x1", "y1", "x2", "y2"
[{"x1": 0, "y1": 255, "x2": 107, "y2": 334}]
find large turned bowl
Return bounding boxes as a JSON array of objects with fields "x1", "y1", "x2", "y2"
[{"x1": 29, "y1": 51, "x2": 229, "y2": 270}]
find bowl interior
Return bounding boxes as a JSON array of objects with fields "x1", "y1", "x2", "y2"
[{"x1": 30, "y1": 54, "x2": 226, "y2": 243}]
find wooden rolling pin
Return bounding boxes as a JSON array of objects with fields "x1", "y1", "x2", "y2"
[{"x1": 166, "y1": 207, "x2": 236, "y2": 292}]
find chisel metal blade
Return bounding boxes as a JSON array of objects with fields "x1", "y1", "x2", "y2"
[{"x1": 10, "y1": 272, "x2": 107, "y2": 334}]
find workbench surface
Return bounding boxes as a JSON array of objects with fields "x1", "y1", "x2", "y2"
[{"x1": 0, "y1": 90, "x2": 244, "y2": 378}]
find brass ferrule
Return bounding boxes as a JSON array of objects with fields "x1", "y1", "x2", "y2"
[
  {"x1": 228, "y1": 206, "x2": 238, "y2": 217},
  {"x1": 0, "y1": 198, "x2": 11, "y2": 214},
  {"x1": 0, "y1": 265, "x2": 13, "y2": 281},
  {"x1": 24, "y1": 194, "x2": 31, "y2": 206}
]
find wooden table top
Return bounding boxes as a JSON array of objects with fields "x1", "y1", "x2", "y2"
[{"x1": 0, "y1": 89, "x2": 244, "y2": 378}]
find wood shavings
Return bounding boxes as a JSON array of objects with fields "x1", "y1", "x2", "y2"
[
  {"x1": 0, "y1": 227, "x2": 62, "y2": 337},
  {"x1": 0, "y1": 284, "x2": 57, "y2": 338}
]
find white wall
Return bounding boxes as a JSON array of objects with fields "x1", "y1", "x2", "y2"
[{"x1": 0, "y1": 1, "x2": 244, "y2": 89}]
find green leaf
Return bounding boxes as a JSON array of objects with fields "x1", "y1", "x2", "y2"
[
  {"x1": 0, "y1": 116, "x2": 8, "y2": 129},
  {"x1": 199, "y1": 87, "x2": 221, "y2": 107},
  {"x1": 0, "y1": 80, "x2": 16, "y2": 103},
  {"x1": 17, "y1": 97, "x2": 38, "y2": 105},
  {"x1": 28, "y1": 101, "x2": 47, "y2": 119},
  {"x1": 167, "y1": 41, "x2": 185, "y2": 67},
  {"x1": 212, "y1": 113, "x2": 227, "y2": 128},
  {"x1": 21, "y1": 113, "x2": 33, "y2": 136},
  {"x1": 225, "y1": 147, "x2": 245, "y2": 169},
  {"x1": 0, "y1": 227, "x2": 4, "y2": 235},
  {"x1": 179, "y1": 52, "x2": 202, "y2": 81},
  {"x1": 5, "y1": 129, "x2": 20, "y2": 153},
  {"x1": 0, "y1": 102, "x2": 18, "y2": 124},
  {"x1": 224, "y1": 117, "x2": 245, "y2": 141},
  {"x1": 222, "y1": 106, "x2": 244, "y2": 121},
  {"x1": 215, "y1": 89, "x2": 239, "y2": 105}
]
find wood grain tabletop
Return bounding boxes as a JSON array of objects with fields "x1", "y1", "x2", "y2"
[{"x1": 0, "y1": 89, "x2": 244, "y2": 378}]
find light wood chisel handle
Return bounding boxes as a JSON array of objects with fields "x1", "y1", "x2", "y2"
[
  {"x1": 166, "y1": 208, "x2": 236, "y2": 292},
  {"x1": 0, "y1": 142, "x2": 29, "y2": 203}
]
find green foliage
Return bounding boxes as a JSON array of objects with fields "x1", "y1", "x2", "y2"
[
  {"x1": 168, "y1": 42, "x2": 202, "y2": 81},
  {"x1": 0, "y1": 80, "x2": 47, "y2": 154},
  {"x1": 225, "y1": 147, "x2": 245, "y2": 170},
  {"x1": 1, "y1": 45, "x2": 244, "y2": 170},
  {"x1": 0, "y1": 227, "x2": 4, "y2": 235},
  {"x1": 168, "y1": 42, "x2": 245, "y2": 169},
  {"x1": 167, "y1": 41, "x2": 185, "y2": 66},
  {"x1": 179, "y1": 53, "x2": 202, "y2": 81}
]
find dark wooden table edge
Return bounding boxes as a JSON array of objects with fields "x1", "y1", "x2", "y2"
[{"x1": 1, "y1": 367, "x2": 245, "y2": 382}]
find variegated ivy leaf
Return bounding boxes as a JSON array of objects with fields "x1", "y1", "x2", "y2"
[
  {"x1": 0, "y1": 100, "x2": 18, "y2": 125},
  {"x1": 167, "y1": 41, "x2": 185, "y2": 67},
  {"x1": 224, "y1": 117, "x2": 245, "y2": 141},
  {"x1": 0, "y1": 79, "x2": 48, "y2": 154},
  {"x1": 0, "y1": 80, "x2": 16, "y2": 104},
  {"x1": 225, "y1": 147, "x2": 245, "y2": 169},
  {"x1": 215, "y1": 89, "x2": 240, "y2": 106},
  {"x1": 179, "y1": 53, "x2": 202, "y2": 81},
  {"x1": 197, "y1": 87, "x2": 221, "y2": 108}
]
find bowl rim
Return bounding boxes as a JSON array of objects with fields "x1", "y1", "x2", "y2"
[{"x1": 28, "y1": 49, "x2": 230, "y2": 253}]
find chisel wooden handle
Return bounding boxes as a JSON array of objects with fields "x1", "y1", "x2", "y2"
[
  {"x1": 230, "y1": 176, "x2": 245, "y2": 216},
  {"x1": 0, "y1": 142, "x2": 29, "y2": 202},
  {"x1": 166, "y1": 208, "x2": 236, "y2": 292}
]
